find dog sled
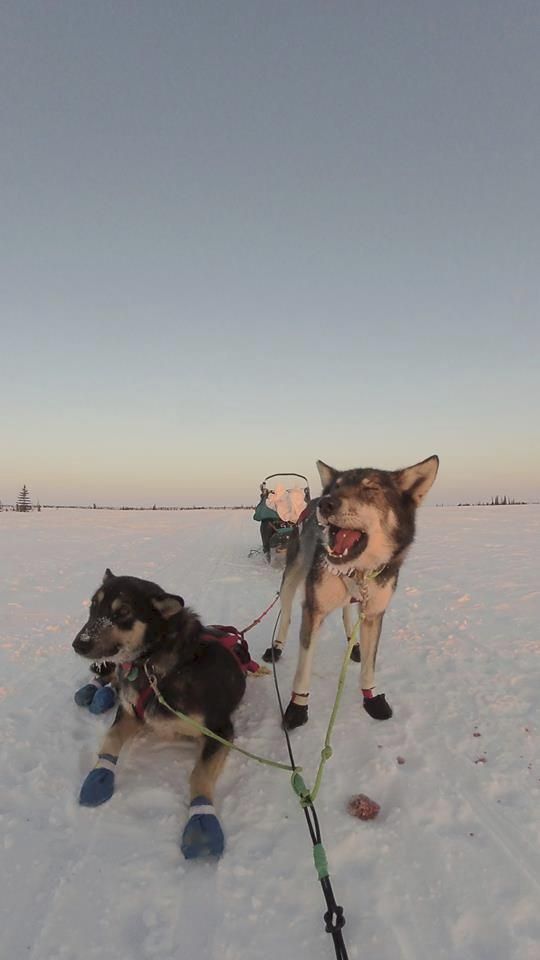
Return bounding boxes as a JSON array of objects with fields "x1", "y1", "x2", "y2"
[{"x1": 252, "y1": 473, "x2": 310, "y2": 566}]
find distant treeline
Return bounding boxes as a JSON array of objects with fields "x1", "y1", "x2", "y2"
[
  {"x1": 3, "y1": 500, "x2": 537, "y2": 512},
  {"x1": 46, "y1": 504, "x2": 254, "y2": 511},
  {"x1": 457, "y1": 497, "x2": 528, "y2": 507},
  {"x1": 1, "y1": 503, "x2": 255, "y2": 511}
]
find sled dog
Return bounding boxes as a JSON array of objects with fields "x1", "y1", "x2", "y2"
[
  {"x1": 263, "y1": 456, "x2": 439, "y2": 729},
  {"x1": 73, "y1": 570, "x2": 247, "y2": 858}
]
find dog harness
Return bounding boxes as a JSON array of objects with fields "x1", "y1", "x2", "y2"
[
  {"x1": 121, "y1": 627, "x2": 261, "y2": 720},
  {"x1": 119, "y1": 662, "x2": 155, "y2": 720},
  {"x1": 199, "y1": 625, "x2": 261, "y2": 674}
]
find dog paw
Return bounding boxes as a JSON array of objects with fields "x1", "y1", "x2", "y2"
[
  {"x1": 363, "y1": 693, "x2": 393, "y2": 720},
  {"x1": 282, "y1": 701, "x2": 308, "y2": 729},
  {"x1": 79, "y1": 767, "x2": 115, "y2": 806},
  {"x1": 74, "y1": 683, "x2": 100, "y2": 707},
  {"x1": 181, "y1": 797, "x2": 224, "y2": 859},
  {"x1": 350, "y1": 644, "x2": 361, "y2": 662},
  {"x1": 262, "y1": 646, "x2": 282, "y2": 664},
  {"x1": 89, "y1": 685, "x2": 117, "y2": 714}
]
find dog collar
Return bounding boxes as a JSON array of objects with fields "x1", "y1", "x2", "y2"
[
  {"x1": 120, "y1": 659, "x2": 155, "y2": 719},
  {"x1": 121, "y1": 662, "x2": 139, "y2": 681},
  {"x1": 321, "y1": 555, "x2": 386, "y2": 580},
  {"x1": 321, "y1": 557, "x2": 387, "y2": 606}
]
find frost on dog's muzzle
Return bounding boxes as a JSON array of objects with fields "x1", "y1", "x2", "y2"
[{"x1": 72, "y1": 617, "x2": 114, "y2": 656}]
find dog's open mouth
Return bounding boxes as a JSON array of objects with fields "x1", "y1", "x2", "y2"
[
  {"x1": 90, "y1": 651, "x2": 123, "y2": 664},
  {"x1": 325, "y1": 525, "x2": 368, "y2": 563}
]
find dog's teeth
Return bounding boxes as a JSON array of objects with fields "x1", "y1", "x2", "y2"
[{"x1": 343, "y1": 548, "x2": 349, "y2": 556}]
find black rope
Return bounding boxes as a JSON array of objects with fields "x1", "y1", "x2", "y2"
[{"x1": 269, "y1": 613, "x2": 349, "y2": 960}]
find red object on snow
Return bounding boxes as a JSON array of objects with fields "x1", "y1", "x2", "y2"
[{"x1": 347, "y1": 794, "x2": 380, "y2": 820}]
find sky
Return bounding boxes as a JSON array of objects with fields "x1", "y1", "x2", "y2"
[{"x1": 1, "y1": 1, "x2": 539, "y2": 507}]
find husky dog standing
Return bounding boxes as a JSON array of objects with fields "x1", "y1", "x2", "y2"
[{"x1": 263, "y1": 456, "x2": 439, "y2": 729}]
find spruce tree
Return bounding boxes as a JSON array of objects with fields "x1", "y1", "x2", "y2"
[{"x1": 16, "y1": 485, "x2": 32, "y2": 512}]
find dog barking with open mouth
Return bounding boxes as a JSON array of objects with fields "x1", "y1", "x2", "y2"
[{"x1": 262, "y1": 455, "x2": 439, "y2": 729}]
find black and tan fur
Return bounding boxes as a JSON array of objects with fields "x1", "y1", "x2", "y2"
[
  {"x1": 73, "y1": 570, "x2": 246, "y2": 805},
  {"x1": 264, "y1": 456, "x2": 439, "y2": 729}
]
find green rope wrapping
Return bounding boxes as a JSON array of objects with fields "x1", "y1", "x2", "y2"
[
  {"x1": 313, "y1": 843, "x2": 329, "y2": 880},
  {"x1": 291, "y1": 771, "x2": 312, "y2": 806}
]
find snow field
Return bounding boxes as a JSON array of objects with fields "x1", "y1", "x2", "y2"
[{"x1": 1, "y1": 506, "x2": 539, "y2": 960}]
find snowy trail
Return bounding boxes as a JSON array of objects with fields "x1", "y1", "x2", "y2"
[{"x1": 1, "y1": 507, "x2": 539, "y2": 960}]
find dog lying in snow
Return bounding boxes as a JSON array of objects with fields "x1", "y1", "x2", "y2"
[
  {"x1": 262, "y1": 456, "x2": 439, "y2": 729},
  {"x1": 73, "y1": 570, "x2": 250, "y2": 859}
]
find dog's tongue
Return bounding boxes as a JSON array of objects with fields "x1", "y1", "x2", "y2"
[{"x1": 332, "y1": 528, "x2": 363, "y2": 555}]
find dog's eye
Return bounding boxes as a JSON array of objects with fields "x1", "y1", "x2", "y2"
[{"x1": 114, "y1": 605, "x2": 131, "y2": 620}]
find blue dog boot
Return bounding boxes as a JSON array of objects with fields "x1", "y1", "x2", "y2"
[
  {"x1": 181, "y1": 796, "x2": 225, "y2": 860},
  {"x1": 89, "y1": 685, "x2": 117, "y2": 714},
  {"x1": 79, "y1": 755, "x2": 117, "y2": 806},
  {"x1": 74, "y1": 681, "x2": 101, "y2": 707}
]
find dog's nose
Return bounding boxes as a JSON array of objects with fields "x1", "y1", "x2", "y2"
[
  {"x1": 318, "y1": 495, "x2": 341, "y2": 518},
  {"x1": 73, "y1": 627, "x2": 92, "y2": 653}
]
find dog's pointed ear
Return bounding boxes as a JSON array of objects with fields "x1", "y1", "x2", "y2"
[
  {"x1": 151, "y1": 594, "x2": 184, "y2": 619},
  {"x1": 103, "y1": 568, "x2": 115, "y2": 583},
  {"x1": 316, "y1": 460, "x2": 339, "y2": 489},
  {"x1": 394, "y1": 455, "x2": 439, "y2": 505}
]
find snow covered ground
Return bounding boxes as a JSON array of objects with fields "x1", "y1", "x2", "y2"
[{"x1": 1, "y1": 505, "x2": 539, "y2": 960}]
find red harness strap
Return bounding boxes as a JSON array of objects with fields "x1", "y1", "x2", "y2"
[
  {"x1": 202, "y1": 626, "x2": 261, "y2": 675},
  {"x1": 134, "y1": 684, "x2": 154, "y2": 720}
]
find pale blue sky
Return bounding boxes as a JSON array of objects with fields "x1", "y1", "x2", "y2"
[{"x1": 1, "y1": 1, "x2": 538, "y2": 506}]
